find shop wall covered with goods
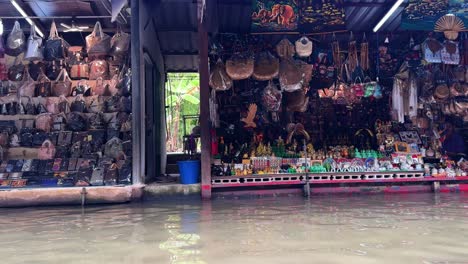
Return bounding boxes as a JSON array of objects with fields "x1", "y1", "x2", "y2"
[
  {"x1": 0, "y1": 19, "x2": 132, "y2": 188},
  {"x1": 208, "y1": 15, "x2": 468, "y2": 187}
]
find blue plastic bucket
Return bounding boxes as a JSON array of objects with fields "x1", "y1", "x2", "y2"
[{"x1": 177, "y1": 160, "x2": 200, "y2": 184}]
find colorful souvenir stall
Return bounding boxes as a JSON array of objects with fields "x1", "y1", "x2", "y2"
[{"x1": 204, "y1": 12, "x2": 468, "y2": 195}]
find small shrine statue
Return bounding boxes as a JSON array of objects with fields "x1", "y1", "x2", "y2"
[
  {"x1": 275, "y1": 138, "x2": 283, "y2": 149},
  {"x1": 306, "y1": 143, "x2": 315, "y2": 155}
]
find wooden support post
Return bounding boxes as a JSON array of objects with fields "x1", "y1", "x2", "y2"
[{"x1": 198, "y1": 10, "x2": 212, "y2": 199}]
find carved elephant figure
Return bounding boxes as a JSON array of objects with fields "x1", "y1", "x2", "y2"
[{"x1": 270, "y1": 4, "x2": 297, "y2": 26}]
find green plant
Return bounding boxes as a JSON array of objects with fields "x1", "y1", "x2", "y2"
[{"x1": 165, "y1": 73, "x2": 200, "y2": 152}]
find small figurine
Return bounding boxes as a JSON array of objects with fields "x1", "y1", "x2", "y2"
[{"x1": 241, "y1": 103, "x2": 257, "y2": 128}]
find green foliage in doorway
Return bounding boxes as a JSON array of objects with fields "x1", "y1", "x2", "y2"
[{"x1": 165, "y1": 73, "x2": 200, "y2": 153}]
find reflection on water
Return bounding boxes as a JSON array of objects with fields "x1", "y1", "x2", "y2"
[{"x1": 1, "y1": 193, "x2": 468, "y2": 264}]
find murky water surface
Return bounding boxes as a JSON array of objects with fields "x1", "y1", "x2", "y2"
[{"x1": 1, "y1": 193, "x2": 468, "y2": 264}]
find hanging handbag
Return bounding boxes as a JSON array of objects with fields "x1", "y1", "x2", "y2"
[
  {"x1": 57, "y1": 131, "x2": 73, "y2": 146},
  {"x1": 0, "y1": 57, "x2": 7, "y2": 81},
  {"x1": 104, "y1": 137, "x2": 123, "y2": 159},
  {"x1": 67, "y1": 112, "x2": 87, "y2": 131},
  {"x1": 92, "y1": 77, "x2": 106, "y2": 96},
  {"x1": 18, "y1": 68, "x2": 35, "y2": 97},
  {"x1": 110, "y1": 28, "x2": 130, "y2": 59},
  {"x1": 105, "y1": 96, "x2": 121, "y2": 112},
  {"x1": 86, "y1": 22, "x2": 111, "y2": 57},
  {"x1": 51, "y1": 113, "x2": 67, "y2": 132},
  {"x1": 70, "y1": 59, "x2": 89, "y2": 80},
  {"x1": 32, "y1": 131, "x2": 49, "y2": 146},
  {"x1": 90, "y1": 167, "x2": 105, "y2": 186},
  {"x1": 71, "y1": 81, "x2": 91, "y2": 96},
  {"x1": 89, "y1": 113, "x2": 105, "y2": 129},
  {"x1": 104, "y1": 163, "x2": 118, "y2": 185},
  {"x1": 88, "y1": 95, "x2": 105, "y2": 113},
  {"x1": 46, "y1": 97, "x2": 59, "y2": 114},
  {"x1": 89, "y1": 59, "x2": 109, "y2": 80},
  {"x1": 45, "y1": 60, "x2": 62, "y2": 80},
  {"x1": 52, "y1": 68, "x2": 72, "y2": 96},
  {"x1": 35, "y1": 72, "x2": 52, "y2": 97},
  {"x1": 5, "y1": 21, "x2": 26, "y2": 56},
  {"x1": 120, "y1": 96, "x2": 132, "y2": 113},
  {"x1": 24, "y1": 25, "x2": 44, "y2": 61},
  {"x1": 24, "y1": 97, "x2": 36, "y2": 115},
  {"x1": 35, "y1": 113, "x2": 53, "y2": 132},
  {"x1": 28, "y1": 61, "x2": 45, "y2": 81},
  {"x1": 44, "y1": 21, "x2": 69, "y2": 61},
  {"x1": 36, "y1": 101, "x2": 48, "y2": 114},
  {"x1": 8, "y1": 57, "x2": 25, "y2": 82},
  {"x1": 118, "y1": 67, "x2": 131, "y2": 96},
  {"x1": 38, "y1": 139, "x2": 56, "y2": 160},
  {"x1": 57, "y1": 95, "x2": 70, "y2": 113},
  {"x1": 70, "y1": 95, "x2": 86, "y2": 113}
]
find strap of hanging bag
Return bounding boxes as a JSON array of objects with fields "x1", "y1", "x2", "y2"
[{"x1": 49, "y1": 21, "x2": 59, "y2": 40}]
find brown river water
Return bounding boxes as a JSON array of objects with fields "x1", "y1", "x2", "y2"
[{"x1": 1, "y1": 193, "x2": 467, "y2": 264}]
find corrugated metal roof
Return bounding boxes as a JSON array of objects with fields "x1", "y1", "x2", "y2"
[
  {"x1": 0, "y1": 0, "x2": 126, "y2": 33},
  {"x1": 155, "y1": 0, "x2": 409, "y2": 71}
]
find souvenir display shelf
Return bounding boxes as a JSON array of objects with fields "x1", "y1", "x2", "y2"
[
  {"x1": 0, "y1": 20, "x2": 132, "y2": 189},
  {"x1": 207, "y1": 22, "x2": 468, "y2": 192}
]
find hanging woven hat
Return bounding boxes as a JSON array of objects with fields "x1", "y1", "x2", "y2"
[
  {"x1": 276, "y1": 38, "x2": 295, "y2": 58},
  {"x1": 295, "y1": 36, "x2": 313, "y2": 58},
  {"x1": 435, "y1": 14, "x2": 465, "y2": 40},
  {"x1": 434, "y1": 83, "x2": 449, "y2": 100}
]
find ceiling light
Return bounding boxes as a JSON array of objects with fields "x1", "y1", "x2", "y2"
[
  {"x1": 10, "y1": 0, "x2": 44, "y2": 38},
  {"x1": 373, "y1": 0, "x2": 404, "y2": 33},
  {"x1": 0, "y1": 19, "x2": 3, "y2": 35}
]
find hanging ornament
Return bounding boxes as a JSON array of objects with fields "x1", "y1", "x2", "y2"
[{"x1": 360, "y1": 33, "x2": 369, "y2": 71}]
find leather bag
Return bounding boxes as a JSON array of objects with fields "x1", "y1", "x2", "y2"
[
  {"x1": 110, "y1": 28, "x2": 130, "y2": 59},
  {"x1": 35, "y1": 72, "x2": 52, "y2": 97},
  {"x1": 5, "y1": 21, "x2": 26, "y2": 56},
  {"x1": 86, "y1": 22, "x2": 111, "y2": 57},
  {"x1": 92, "y1": 77, "x2": 106, "y2": 96},
  {"x1": 70, "y1": 95, "x2": 86, "y2": 113},
  {"x1": 67, "y1": 112, "x2": 87, "y2": 131},
  {"x1": 18, "y1": 69, "x2": 35, "y2": 97},
  {"x1": 44, "y1": 21, "x2": 69, "y2": 61},
  {"x1": 88, "y1": 95, "x2": 105, "y2": 113},
  {"x1": 8, "y1": 58, "x2": 25, "y2": 82},
  {"x1": 104, "y1": 137, "x2": 123, "y2": 159},
  {"x1": 24, "y1": 25, "x2": 44, "y2": 61},
  {"x1": 38, "y1": 139, "x2": 56, "y2": 160},
  {"x1": 89, "y1": 59, "x2": 109, "y2": 80},
  {"x1": 35, "y1": 113, "x2": 53, "y2": 132},
  {"x1": 52, "y1": 68, "x2": 72, "y2": 96}
]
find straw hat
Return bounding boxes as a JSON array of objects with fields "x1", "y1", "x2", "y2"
[
  {"x1": 295, "y1": 36, "x2": 313, "y2": 58},
  {"x1": 435, "y1": 14, "x2": 465, "y2": 40},
  {"x1": 434, "y1": 83, "x2": 449, "y2": 100}
]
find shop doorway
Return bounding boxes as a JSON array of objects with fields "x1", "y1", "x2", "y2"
[{"x1": 165, "y1": 73, "x2": 200, "y2": 154}]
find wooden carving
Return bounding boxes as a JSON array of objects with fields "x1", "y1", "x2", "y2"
[{"x1": 241, "y1": 103, "x2": 257, "y2": 128}]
